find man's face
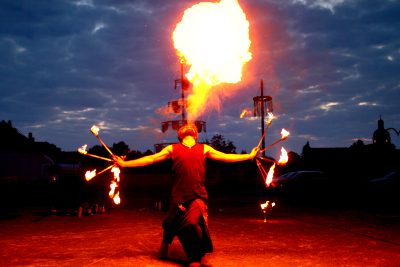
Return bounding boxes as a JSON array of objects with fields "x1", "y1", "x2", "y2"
[{"x1": 178, "y1": 125, "x2": 198, "y2": 141}]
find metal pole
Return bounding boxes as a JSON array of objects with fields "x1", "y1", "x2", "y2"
[
  {"x1": 181, "y1": 62, "x2": 186, "y2": 121},
  {"x1": 260, "y1": 80, "x2": 265, "y2": 157}
]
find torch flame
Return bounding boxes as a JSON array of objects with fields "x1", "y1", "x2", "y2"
[
  {"x1": 260, "y1": 200, "x2": 270, "y2": 210},
  {"x1": 278, "y1": 147, "x2": 288, "y2": 165},
  {"x1": 281, "y1": 128, "x2": 290, "y2": 140},
  {"x1": 260, "y1": 200, "x2": 275, "y2": 222},
  {"x1": 260, "y1": 200, "x2": 276, "y2": 210},
  {"x1": 111, "y1": 166, "x2": 120, "y2": 182},
  {"x1": 109, "y1": 166, "x2": 121, "y2": 205},
  {"x1": 113, "y1": 192, "x2": 121, "y2": 205},
  {"x1": 109, "y1": 181, "x2": 117, "y2": 197},
  {"x1": 78, "y1": 144, "x2": 88, "y2": 155},
  {"x1": 91, "y1": 125, "x2": 100, "y2": 136},
  {"x1": 173, "y1": 0, "x2": 252, "y2": 120},
  {"x1": 267, "y1": 112, "x2": 274, "y2": 125},
  {"x1": 85, "y1": 169, "x2": 96, "y2": 181},
  {"x1": 266, "y1": 163, "x2": 275, "y2": 187},
  {"x1": 240, "y1": 108, "x2": 251, "y2": 118}
]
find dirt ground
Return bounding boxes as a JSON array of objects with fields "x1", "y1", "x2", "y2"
[{"x1": 1, "y1": 196, "x2": 400, "y2": 267}]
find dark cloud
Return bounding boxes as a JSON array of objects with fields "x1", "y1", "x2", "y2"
[{"x1": 0, "y1": 0, "x2": 399, "y2": 153}]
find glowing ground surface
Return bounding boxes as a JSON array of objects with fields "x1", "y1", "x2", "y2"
[{"x1": 1, "y1": 197, "x2": 399, "y2": 267}]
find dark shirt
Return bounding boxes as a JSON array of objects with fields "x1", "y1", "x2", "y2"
[{"x1": 171, "y1": 143, "x2": 207, "y2": 205}]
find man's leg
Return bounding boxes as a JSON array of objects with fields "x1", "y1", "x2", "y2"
[
  {"x1": 159, "y1": 206, "x2": 182, "y2": 259},
  {"x1": 158, "y1": 241, "x2": 169, "y2": 259},
  {"x1": 177, "y1": 199, "x2": 211, "y2": 263}
]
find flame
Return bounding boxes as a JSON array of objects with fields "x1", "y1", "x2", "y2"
[
  {"x1": 240, "y1": 108, "x2": 251, "y2": 118},
  {"x1": 113, "y1": 192, "x2": 121, "y2": 205},
  {"x1": 85, "y1": 166, "x2": 121, "y2": 204},
  {"x1": 280, "y1": 128, "x2": 290, "y2": 140},
  {"x1": 91, "y1": 125, "x2": 100, "y2": 136},
  {"x1": 260, "y1": 200, "x2": 275, "y2": 222},
  {"x1": 85, "y1": 169, "x2": 96, "y2": 181},
  {"x1": 260, "y1": 200, "x2": 270, "y2": 210},
  {"x1": 78, "y1": 144, "x2": 88, "y2": 155},
  {"x1": 111, "y1": 166, "x2": 120, "y2": 182},
  {"x1": 278, "y1": 147, "x2": 288, "y2": 165},
  {"x1": 266, "y1": 112, "x2": 274, "y2": 125},
  {"x1": 173, "y1": 0, "x2": 252, "y2": 120},
  {"x1": 109, "y1": 181, "x2": 117, "y2": 197},
  {"x1": 109, "y1": 166, "x2": 121, "y2": 205},
  {"x1": 260, "y1": 200, "x2": 276, "y2": 210},
  {"x1": 266, "y1": 163, "x2": 275, "y2": 187}
]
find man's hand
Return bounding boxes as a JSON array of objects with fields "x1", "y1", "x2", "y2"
[
  {"x1": 249, "y1": 147, "x2": 260, "y2": 159},
  {"x1": 112, "y1": 155, "x2": 125, "y2": 167}
]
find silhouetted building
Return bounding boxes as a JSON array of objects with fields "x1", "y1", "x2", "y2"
[
  {"x1": 373, "y1": 116, "x2": 391, "y2": 146},
  {"x1": 299, "y1": 116, "x2": 399, "y2": 182},
  {"x1": 302, "y1": 142, "x2": 349, "y2": 173},
  {"x1": 0, "y1": 120, "x2": 58, "y2": 181}
]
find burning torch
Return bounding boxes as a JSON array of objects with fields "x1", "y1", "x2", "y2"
[
  {"x1": 78, "y1": 125, "x2": 122, "y2": 205},
  {"x1": 260, "y1": 200, "x2": 275, "y2": 223},
  {"x1": 90, "y1": 125, "x2": 115, "y2": 157},
  {"x1": 259, "y1": 128, "x2": 290, "y2": 154}
]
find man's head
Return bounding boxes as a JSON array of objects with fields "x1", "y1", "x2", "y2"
[{"x1": 177, "y1": 123, "x2": 198, "y2": 142}]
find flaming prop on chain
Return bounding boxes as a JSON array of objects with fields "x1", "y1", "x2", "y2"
[
  {"x1": 78, "y1": 125, "x2": 122, "y2": 205},
  {"x1": 255, "y1": 127, "x2": 291, "y2": 187},
  {"x1": 247, "y1": 110, "x2": 290, "y2": 187},
  {"x1": 173, "y1": 0, "x2": 252, "y2": 121}
]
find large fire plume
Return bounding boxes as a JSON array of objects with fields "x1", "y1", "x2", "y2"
[{"x1": 173, "y1": 0, "x2": 252, "y2": 120}]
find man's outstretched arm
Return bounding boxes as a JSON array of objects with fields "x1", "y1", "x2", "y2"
[
  {"x1": 204, "y1": 145, "x2": 259, "y2": 162},
  {"x1": 113, "y1": 145, "x2": 172, "y2": 167}
]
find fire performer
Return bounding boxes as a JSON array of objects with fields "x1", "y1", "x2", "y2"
[{"x1": 113, "y1": 123, "x2": 259, "y2": 266}]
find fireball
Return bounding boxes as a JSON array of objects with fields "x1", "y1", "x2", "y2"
[{"x1": 173, "y1": 0, "x2": 252, "y2": 120}]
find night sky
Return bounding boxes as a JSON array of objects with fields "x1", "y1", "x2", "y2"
[{"x1": 1, "y1": 0, "x2": 399, "y2": 157}]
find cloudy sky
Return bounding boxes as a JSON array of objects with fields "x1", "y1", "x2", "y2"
[{"x1": 1, "y1": 0, "x2": 399, "y2": 157}]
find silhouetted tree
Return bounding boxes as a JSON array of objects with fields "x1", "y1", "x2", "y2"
[
  {"x1": 112, "y1": 141, "x2": 130, "y2": 156},
  {"x1": 350, "y1": 139, "x2": 365, "y2": 149},
  {"x1": 88, "y1": 145, "x2": 108, "y2": 158},
  {"x1": 125, "y1": 150, "x2": 143, "y2": 160},
  {"x1": 209, "y1": 134, "x2": 236, "y2": 154},
  {"x1": 143, "y1": 149, "x2": 153, "y2": 156}
]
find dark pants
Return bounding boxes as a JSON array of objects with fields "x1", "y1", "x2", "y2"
[{"x1": 162, "y1": 198, "x2": 213, "y2": 261}]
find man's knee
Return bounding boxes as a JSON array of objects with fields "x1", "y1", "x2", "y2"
[{"x1": 185, "y1": 215, "x2": 201, "y2": 226}]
